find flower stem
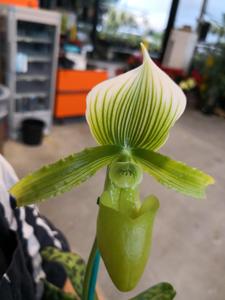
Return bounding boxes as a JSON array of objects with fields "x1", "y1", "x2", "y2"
[{"x1": 82, "y1": 237, "x2": 100, "y2": 300}]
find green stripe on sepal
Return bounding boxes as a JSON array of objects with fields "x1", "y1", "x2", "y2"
[
  {"x1": 129, "y1": 282, "x2": 176, "y2": 300},
  {"x1": 10, "y1": 145, "x2": 121, "y2": 206},
  {"x1": 86, "y1": 44, "x2": 186, "y2": 151},
  {"x1": 97, "y1": 193, "x2": 159, "y2": 292},
  {"x1": 132, "y1": 148, "x2": 214, "y2": 199}
]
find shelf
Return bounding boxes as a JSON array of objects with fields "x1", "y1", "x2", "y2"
[
  {"x1": 15, "y1": 110, "x2": 51, "y2": 116},
  {"x1": 15, "y1": 92, "x2": 47, "y2": 99},
  {"x1": 28, "y1": 56, "x2": 51, "y2": 63},
  {"x1": 0, "y1": 6, "x2": 61, "y2": 138},
  {"x1": 17, "y1": 36, "x2": 52, "y2": 44},
  {"x1": 16, "y1": 74, "x2": 49, "y2": 81}
]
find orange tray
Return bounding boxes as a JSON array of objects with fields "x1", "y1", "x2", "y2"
[
  {"x1": 0, "y1": 0, "x2": 38, "y2": 7},
  {"x1": 55, "y1": 70, "x2": 108, "y2": 118}
]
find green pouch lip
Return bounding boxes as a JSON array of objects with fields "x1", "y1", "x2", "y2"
[
  {"x1": 99, "y1": 194, "x2": 159, "y2": 222},
  {"x1": 97, "y1": 196, "x2": 159, "y2": 292}
]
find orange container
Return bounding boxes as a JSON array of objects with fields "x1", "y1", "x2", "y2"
[
  {"x1": 0, "y1": 0, "x2": 38, "y2": 8},
  {"x1": 55, "y1": 70, "x2": 108, "y2": 118}
]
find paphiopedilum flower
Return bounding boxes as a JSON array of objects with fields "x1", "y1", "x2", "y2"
[{"x1": 10, "y1": 44, "x2": 214, "y2": 293}]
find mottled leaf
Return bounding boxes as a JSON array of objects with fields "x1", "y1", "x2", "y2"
[
  {"x1": 129, "y1": 282, "x2": 176, "y2": 300},
  {"x1": 42, "y1": 280, "x2": 76, "y2": 300},
  {"x1": 42, "y1": 247, "x2": 86, "y2": 298}
]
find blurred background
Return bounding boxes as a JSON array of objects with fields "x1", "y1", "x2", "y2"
[{"x1": 0, "y1": 0, "x2": 225, "y2": 299}]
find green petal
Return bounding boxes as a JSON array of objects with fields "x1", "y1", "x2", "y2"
[
  {"x1": 129, "y1": 282, "x2": 176, "y2": 300},
  {"x1": 86, "y1": 44, "x2": 186, "y2": 150},
  {"x1": 132, "y1": 148, "x2": 214, "y2": 199},
  {"x1": 10, "y1": 145, "x2": 121, "y2": 206}
]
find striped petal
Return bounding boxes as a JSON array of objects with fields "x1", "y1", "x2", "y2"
[
  {"x1": 132, "y1": 148, "x2": 214, "y2": 199},
  {"x1": 10, "y1": 145, "x2": 121, "y2": 206},
  {"x1": 86, "y1": 44, "x2": 186, "y2": 150}
]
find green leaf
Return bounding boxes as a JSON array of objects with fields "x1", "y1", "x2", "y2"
[
  {"x1": 42, "y1": 280, "x2": 77, "y2": 300},
  {"x1": 132, "y1": 148, "x2": 214, "y2": 199},
  {"x1": 129, "y1": 282, "x2": 176, "y2": 300},
  {"x1": 42, "y1": 247, "x2": 99, "y2": 300},
  {"x1": 86, "y1": 43, "x2": 186, "y2": 151},
  {"x1": 41, "y1": 247, "x2": 86, "y2": 298},
  {"x1": 10, "y1": 145, "x2": 121, "y2": 206}
]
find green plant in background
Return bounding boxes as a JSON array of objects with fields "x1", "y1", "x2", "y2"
[
  {"x1": 190, "y1": 13, "x2": 225, "y2": 113},
  {"x1": 98, "y1": 7, "x2": 145, "y2": 48},
  {"x1": 10, "y1": 44, "x2": 214, "y2": 300}
]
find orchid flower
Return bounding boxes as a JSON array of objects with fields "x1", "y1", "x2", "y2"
[{"x1": 10, "y1": 44, "x2": 214, "y2": 296}]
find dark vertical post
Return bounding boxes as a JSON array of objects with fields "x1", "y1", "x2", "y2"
[
  {"x1": 160, "y1": 0, "x2": 180, "y2": 63},
  {"x1": 91, "y1": 0, "x2": 100, "y2": 55},
  {"x1": 40, "y1": 0, "x2": 57, "y2": 9},
  {"x1": 197, "y1": 0, "x2": 208, "y2": 33}
]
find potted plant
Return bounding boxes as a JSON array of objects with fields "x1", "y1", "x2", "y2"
[{"x1": 10, "y1": 44, "x2": 214, "y2": 300}]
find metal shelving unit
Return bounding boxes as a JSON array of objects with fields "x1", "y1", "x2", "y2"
[{"x1": 0, "y1": 5, "x2": 60, "y2": 138}]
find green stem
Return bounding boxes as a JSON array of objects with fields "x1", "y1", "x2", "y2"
[{"x1": 82, "y1": 237, "x2": 100, "y2": 300}]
